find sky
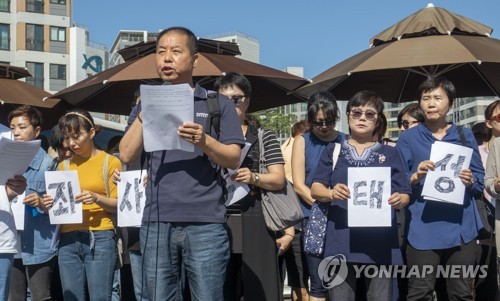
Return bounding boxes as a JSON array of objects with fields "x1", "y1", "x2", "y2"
[{"x1": 72, "y1": 0, "x2": 500, "y2": 80}]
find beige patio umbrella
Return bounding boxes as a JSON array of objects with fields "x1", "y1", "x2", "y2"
[
  {"x1": 51, "y1": 39, "x2": 309, "y2": 115},
  {"x1": 295, "y1": 4, "x2": 500, "y2": 102}
]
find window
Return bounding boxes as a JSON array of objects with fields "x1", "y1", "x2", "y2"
[
  {"x1": 50, "y1": 26, "x2": 65, "y2": 42},
  {"x1": 26, "y1": 0, "x2": 44, "y2": 13},
  {"x1": 50, "y1": 0, "x2": 65, "y2": 3},
  {"x1": 300, "y1": 102, "x2": 307, "y2": 111},
  {"x1": 290, "y1": 103, "x2": 297, "y2": 113},
  {"x1": 26, "y1": 24, "x2": 43, "y2": 51},
  {"x1": 0, "y1": 0, "x2": 9, "y2": 12},
  {"x1": 0, "y1": 24, "x2": 9, "y2": 50},
  {"x1": 50, "y1": 64, "x2": 65, "y2": 79},
  {"x1": 26, "y1": 62, "x2": 44, "y2": 88}
]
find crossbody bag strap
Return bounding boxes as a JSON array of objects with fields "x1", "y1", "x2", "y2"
[
  {"x1": 332, "y1": 143, "x2": 341, "y2": 171},
  {"x1": 102, "y1": 153, "x2": 110, "y2": 198},
  {"x1": 457, "y1": 126, "x2": 494, "y2": 269},
  {"x1": 258, "y1": 128, "x2": 266, "y2": 173}
]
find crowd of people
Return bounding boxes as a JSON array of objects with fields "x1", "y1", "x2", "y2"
[{"x1": 0, "y1": 26, "x2": 499, "y2": 301}]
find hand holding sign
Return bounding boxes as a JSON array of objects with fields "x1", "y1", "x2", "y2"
[
  {"x1": 45, "y1": 170, "x2": 82, "y2": 224},
  {"x1": 347, "y1": 167, "x2": 391, "y2": 227},
  {"x1": 421, "y1": 141, "x2": 473, "y2": 205}
]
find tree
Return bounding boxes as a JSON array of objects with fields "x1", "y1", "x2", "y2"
[{"x1": 252, "y1": 109, "x2": 297, "y2": 138}]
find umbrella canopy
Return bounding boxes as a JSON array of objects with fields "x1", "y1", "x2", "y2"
[
  {"x1": 51, "y1": 41, "x2": 309, "y2": 114},
  {"x1": 371, "y1": 4, "x2": 492, "y2": 46},
  {"x1": 0, "y1": 64, "x2": 32, "y2": 80},
  {"x1": 0, "y1": 78, "x2": 56, "y2": 107},
  {"x1": 296, "y1": 6, "x2": 500, "y2": 103},
  {"x1": 0, "y1": 78, "x2": 65, "y2": 129}
]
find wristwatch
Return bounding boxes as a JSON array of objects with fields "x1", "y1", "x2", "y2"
[{"x1": 253, "y1": 173, "x2": 261, "y2": 186}]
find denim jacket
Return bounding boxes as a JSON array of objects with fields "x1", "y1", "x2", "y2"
[{"x1": 21, "y1": 147, "x2": 57, "y2": 265}]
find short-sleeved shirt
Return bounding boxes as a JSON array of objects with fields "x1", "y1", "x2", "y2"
[
  {"x1": 396, "y1": 123, "x2": 485, "y2": 250},
  {"x1": 126, "y1": 84, "x2": 245, "y2": 223},
  {"x1": 60, "y1": 151, "x2": 122, "y2": 233},
  {"x1": 300, "y1": 132, "x2": 344, "y2": 218},
  {"x1": 313, "y1": 139, "x2": 411, "y2": 265}
]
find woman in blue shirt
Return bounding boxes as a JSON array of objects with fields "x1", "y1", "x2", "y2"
[
  {"x1": 311, "y1": 91, "x2": 411, "y2": 300},
  {"x1": 8, "y1": 105, "x2": 56, "y2": 301},
  {"x1": 292, "y1": 91, "x2": 343, "y2": 301},
  {"x1": 396, "y1": 77, "x2": 484, "y2": 301}
]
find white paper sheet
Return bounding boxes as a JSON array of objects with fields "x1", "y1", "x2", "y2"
[
  {"x1": 9, "y1": 192, "x2": 25, "y2": 230},
  {"x1": 224, "y1": 143, "x2": 252, "y2": 206},
  {"x1": 422, "y1": 141, "x2": 473, "y2": 205},
  {"x1": 141, "y1": 84, "x2": 194, "y2": 152},
  {"x1": 347, "y1": 167, "x2": 391, "y2": 227},
  {"x1": 117, "y1": 170, "x2": 147, "y2": 227},
  {"x1": 45, "y1": 171, "x2": 82, "y2": 224},
  {"x1": 0, "y1": 137, "x2": 40, "y2": 185}
]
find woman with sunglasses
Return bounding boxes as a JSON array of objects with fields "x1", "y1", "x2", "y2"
[
  {"x1": 214, "y1": 72, "x2": 288, "y2": 301},
  {"x1": 43, "y1": 109, "x2": 122, "y2": 301},
  {"x1": 291, "y1": 91, "x2": 343, "y2": 301},
  {"x1": 311, "y1": 91, "x2": 411, "y2": 300},
  {"x1": 396, "y1": 77, "x2": 484, "y2": 301},
  {"x1": 397, "y1": 103, "x2": 425, "y2": 132}
]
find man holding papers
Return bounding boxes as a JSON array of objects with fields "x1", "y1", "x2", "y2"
[
  {"x1": 119, "y1": 27, "x2": 244, "y2": 300},
  {"x1": 396, "y1": 77, "x2": 485, "y2": 301}
]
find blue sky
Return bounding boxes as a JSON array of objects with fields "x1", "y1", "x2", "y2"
[{"x1": 73, "y1": 0, "x2": 500, "y2": 79}]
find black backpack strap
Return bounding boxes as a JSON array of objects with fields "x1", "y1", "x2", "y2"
[{"x1": 206, "y1": 92, "x2": 221, "y2": 139}]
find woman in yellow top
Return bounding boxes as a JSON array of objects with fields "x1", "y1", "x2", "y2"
[{"x1": 43, "y1": 109, "x2": 122, "y2": 301}]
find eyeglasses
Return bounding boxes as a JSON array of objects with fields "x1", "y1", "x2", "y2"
[
  {"x1": 349, "y1": 109, "x2": 378, "y2": 121},
  {"x1": 311, "y1": 119, "x2": 335, "y2": 128},
  {"x1": 230, "y1": 95, "x2": 246, "y2": 107},
  {"x1": 490, "y1": 114, "x2": 500, "y2": 122},
  {"x1": 402, "y1": 120, "x2": 419, "y2": 130}
]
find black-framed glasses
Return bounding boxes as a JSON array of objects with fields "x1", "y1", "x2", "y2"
[
  {"x1": 230, "y1": 95, "x2": 246, "y2": 107},
  {"x1": 349, "y1": 109, "x2": 378, "y2": 121},
  {"x1": 402, "y1": 120, "x2": 419, "y2": 130},
  {"x1": 311, "y1": 119, "x2": 335, "y2": 128}
]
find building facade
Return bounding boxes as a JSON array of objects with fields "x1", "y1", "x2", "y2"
[{"x1": 0, "y1": 0, "x2": 106, "y2": 94}]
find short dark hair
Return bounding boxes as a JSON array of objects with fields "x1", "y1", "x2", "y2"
[
  {"x1": 49, "y1": 125, "x2": 64, "y2": 150},
  {"x1": 484, "y1": 99, "x2": 500, "y2": 141},
  {"x1": 244, "y1": 114, "x2": 260, "y2": 128},
  {"x1": 157, "y1": 27, "x2": 198, "y2": 55},
  {"x1": 8, "y1": 105, "x2": 43, "y2": 129},
  {"x1": 397, "y1": 103, "x2": 425, "y2": 128},
  {"x1": 213, "y1": 72, "x2": 252, "y2": 102},
  {"x1": 374, "y1": 113, "x2": 388, "y2": 140},
  {"x1": 107, "y1": 135, "x2": 123, "y2": 153},
  {"x1": 472, "y1": 122, "x2": 489, "y2": 146},
  {"x1": 417, "y1": 77, "x2": 456, "y2": 107},
  {"x1": 346, "y1": 91, "x2": 385, "y2": 136},
  {"x1": 307, "y1": 91, "x2": 340, "y2": 126}
]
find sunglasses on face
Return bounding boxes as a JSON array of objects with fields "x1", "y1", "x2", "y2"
[
  {"x1": 230, "y1": 95, "x2": 246, "y2": 107},
  {"x1": 402, "y1": 120, "x2": 419, "y2": 130},
  {"x1": 349, "y1": 109, "x2": 378, "y2": 121},
  {"x1": 312, "y1": 119, "x2": 335, "y2": 128},
  {"x1": 490, "y1": 114, "x2": 500, "y2": 122}
]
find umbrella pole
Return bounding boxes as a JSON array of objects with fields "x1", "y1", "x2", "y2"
[
  {"x1": 469, "y1": 62, "x2": 500, "y2": 97},
  {"x1": 396, "y1": 69, "x2": 411, "y2": 103}
]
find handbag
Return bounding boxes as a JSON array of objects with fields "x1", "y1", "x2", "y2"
[
  {"x1": 456, "y1": 126, "x2": 495, "y2": 240},
  {"x1": 258, "y1": 129, "x2": 304, "y2": 232},
  {"x1": 304, "y1": 142, "x2": 341, "y2": 256}
]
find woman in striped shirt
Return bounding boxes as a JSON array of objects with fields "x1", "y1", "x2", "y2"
[{"x1": 214, "y1": 72, "x2": 288, "y2": 301}]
